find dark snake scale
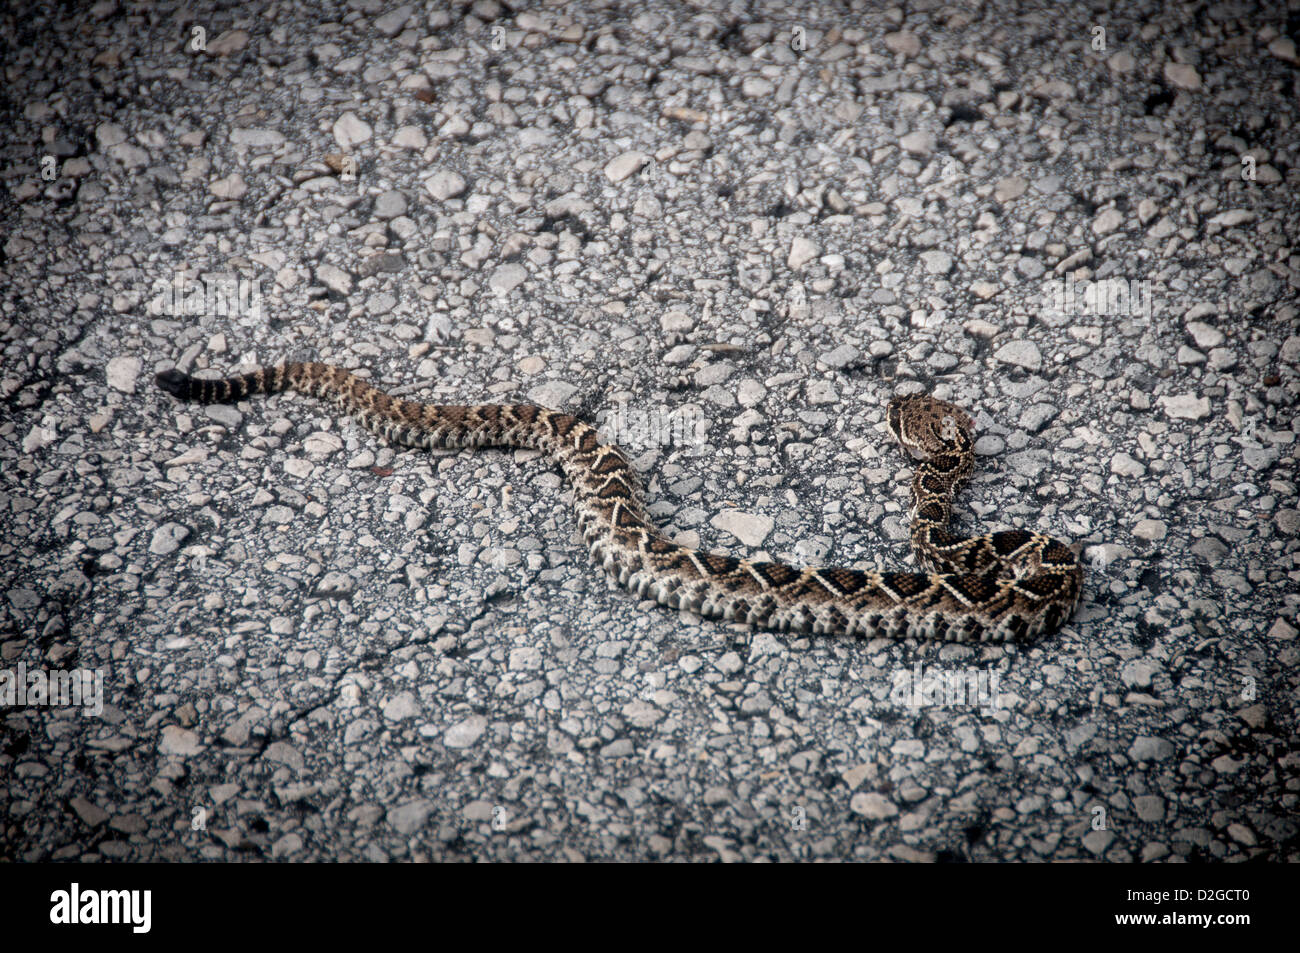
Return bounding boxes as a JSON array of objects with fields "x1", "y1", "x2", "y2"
[{"x1": 156, "y1": 361, "x2": 1083, "y2": 642}]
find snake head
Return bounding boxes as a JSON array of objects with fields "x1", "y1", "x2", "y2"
[{"x1": 888, "y1": 394, "x2": 974, "y2": 457}]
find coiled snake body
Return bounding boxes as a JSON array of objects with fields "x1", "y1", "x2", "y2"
[{"x1": 156, "y1": 362, "x2": 1083, "y2": 642}]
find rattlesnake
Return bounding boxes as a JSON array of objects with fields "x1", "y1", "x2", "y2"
[{"x1": 156, "y1": 361, "x2": 1083, "y2": 642}]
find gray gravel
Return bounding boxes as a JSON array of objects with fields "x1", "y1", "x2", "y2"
[{"x1": 2, "y1": 0, "x2": 1298, "y2": 862}]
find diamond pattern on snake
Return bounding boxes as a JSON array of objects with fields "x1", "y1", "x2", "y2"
[{"x1": 156, "y1": 361, "x2": 1083, "y2": 642}]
